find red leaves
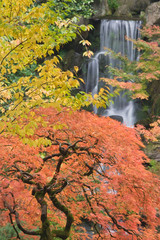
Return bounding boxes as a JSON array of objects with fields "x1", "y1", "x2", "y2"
[
  {"x1": 1, "y1": 108, "x2": 160, "y2": 239},
  {"x1": 141, "y1": 25, "x2": 160, "y2": 38}
]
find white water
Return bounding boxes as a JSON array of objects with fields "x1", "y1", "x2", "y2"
[{"x1": 86, "y1": 20, "x2": 141, "y2": 126}]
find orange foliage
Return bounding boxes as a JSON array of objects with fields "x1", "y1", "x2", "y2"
[
  {"x1": 136, "y1": 118, "x2": 160, "y2": 142},
  {"x1": 0, "y1": 108, "x2": 160, "y2": 239},
  {"x1": 102, "y1": 77, "x2": 142, "y2": 91}
]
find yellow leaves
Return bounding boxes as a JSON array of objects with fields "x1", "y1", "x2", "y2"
[
  {"x1": 55, "y1": 19, "x2": 71, "y2": 29},
  {"x1": 66, "y1": 70, "x2": 73, "y2": 78},
  {"x1": 78, "y1": 78, "x2": 84, "y2": 83},
  {"x1": 23, "y1": 122, "x2": 37, "y2": 137},
  {"x1": 83, "y1": 50, "x2": 93, "y2": 58},
  {"x1": 79, "y1": 40, "x2": 93, "y2": 58},
  {"x1": 22, "y1": 137, "x2": 51, "y2": 147},
  {"x1": 93, "y1": 94, "x2": 98, "y2": 99},
  {"x1": 56, "y1": 45, "x2": 60, "y2": 52},
  {"x1": 0, "y1": 85, "x2": 12, "y2": 100},
  {"x1": 79, "y1": 40, "x2": 91, "y2": 46},
  {"x1": 1, "y1": 66, "x2": 6, "y2": 75},
  {"x1": 0, "y1": 0, "x2": 107, "y2": 146},
  {"x1": 99, "y1": 87, "x2": 109, "y2": 96},
  {"x1": 74, "y1": 66, "x2": 79, "y2": 73},
  {"x1": 14, "y1": 92, "x2": 23, "y2": 100},
  {"x1": 79, "y1": 24, "x2": 93, "y2": 32},
  {"x1": 10, "y1": 39, "x2": 22, "y2": 47},
  {"x1": 11, "y1": 65, "x2": 18, "y2": 74},
  {"x1": 53, "y1": 123, "x2": 67, "y2": 130},
  {"x1": 68, "y1": 78, "x2": 79, "y2": 88},
  {"x1": 0, "y1": 3, "x2": 52, "y2": 67}
]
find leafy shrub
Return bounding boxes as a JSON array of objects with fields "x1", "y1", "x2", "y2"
[
  {"x1": 107, "y1": 0, "x2": 119, "y2": 13},
  {"x1": 50, "y1": 0, "x2": 94, "y2": 18}
]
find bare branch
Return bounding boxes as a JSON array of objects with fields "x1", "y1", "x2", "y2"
[
  {"x1": 3, "y1": 193, "x2": 41, "y2": 236},
  {"x1": 9, "y1": 212, "x2": 21, "y2": 239},
  {"x1": 47, "y1": 179, "x2": 67, "y2": 194},
  {"x1": 43, "y1": 153, "x2": 61, "y2": 162},
  {"x1": 82, "y1": 187, "x2": 103, "y2": 239},
  {"x1": 14, "y1": 210, "x2": 41, "y2": 236},
  {"x1": 97, "y1": 202, "x2": 141, "y2": 238}
]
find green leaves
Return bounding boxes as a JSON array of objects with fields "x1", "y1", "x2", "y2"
[
  {"x1": 107, "y1": 0, "x2": 119, "y2": 13},
  {"x1": 49, "y1": 0, "x2": 94, "y2": 19}
]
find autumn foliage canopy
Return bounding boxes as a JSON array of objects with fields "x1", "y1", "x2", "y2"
[
  {"x1": 0, "y1": 0, "x2": 160, "y2": 239},
  {"x1": 0, "y1": 108, "x2": 160, "y2": 240}
]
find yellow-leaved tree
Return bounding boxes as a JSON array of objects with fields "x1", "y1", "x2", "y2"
[
  {"x1": 1, "y1": 3, "x2": 160, "y2": 240},
  {"x1": 0, "y1": 0, "x2": 110, "y2": 146}
]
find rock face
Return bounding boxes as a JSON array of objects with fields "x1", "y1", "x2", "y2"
[
  {"x1": 93, "y1": 0, "x2": 151, "y2": 18},
  {"x1": 145, "y1": 143, "x2": 160, "y2": 162},
  {"x1": 145, "y1": 2, "x2": 160, "y2": 25},
  {"x1": 116, "y1": 0, "x2": 150, "y2": 15},
  {"x1": 93, "y1": 0, "x2": 109, "y2": 18},
  {"x1": 109, "y1": 115, "x2": 123, "y2": 124},
  {"x1": 92, "y1": 0, "x2": 160, "y2": 24}
]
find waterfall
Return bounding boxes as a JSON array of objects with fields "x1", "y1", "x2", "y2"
[{"x1": 86, "y1": 20, "x2": 141, "y2": 126}]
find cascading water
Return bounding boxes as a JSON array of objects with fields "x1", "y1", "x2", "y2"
[{"x1": 86, "y1": 20, "x2": 141, "y2": 126}]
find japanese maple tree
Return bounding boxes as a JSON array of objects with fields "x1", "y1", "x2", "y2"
[{"x1": 0, "y1": 108, "x2": 160, "y2": 240}]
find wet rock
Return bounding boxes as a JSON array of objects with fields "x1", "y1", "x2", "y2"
[{"x1": 109, "y1": 115, "x2": 123, "y2": 123}]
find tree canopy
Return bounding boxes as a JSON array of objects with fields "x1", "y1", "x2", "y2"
[
  {"x1": 0, "y1": 0, "x2": 160, "y2": 239},
  {"x1": 1, "y1": 108, "x2": 160, "y2": 240},
  {"x1": 0, "y1": 0, "x2": 109, "y2": 142}
]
